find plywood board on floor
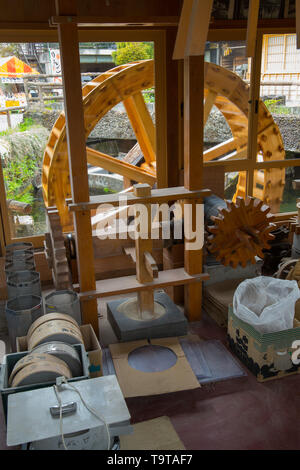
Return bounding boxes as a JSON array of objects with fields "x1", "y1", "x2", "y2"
[
  {"x1": 120, "y1": 416, "x2": 185, "y2": 450},
  {"x1": 109, "y1": 337, "x2": 200, "y2": 398}
]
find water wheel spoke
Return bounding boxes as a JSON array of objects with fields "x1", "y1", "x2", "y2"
[
  {"x1": 86, "y1": 146, "x2": 156, "y2": 186},
  {"x1": 204, "y1": 90, "x2": 217, "y2": 126},
  {"x1": 203, "y1": 136, "x2": 247, "y2": 162},
  {"x1": 123, "y1": 91, "x2": 156, "y2": 164}
]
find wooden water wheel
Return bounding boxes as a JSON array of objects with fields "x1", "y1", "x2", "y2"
[{"x1": 42, "y1": 60, "x2": 285, "y2": 231}]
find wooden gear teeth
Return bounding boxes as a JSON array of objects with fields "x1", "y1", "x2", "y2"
[{"x1": 207, "y1": 196, "x2": 276, "y2": 268}]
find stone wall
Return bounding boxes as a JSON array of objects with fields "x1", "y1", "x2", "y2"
[{"x1": 24, "y1": 107, "x2": 300, "y2": 153}]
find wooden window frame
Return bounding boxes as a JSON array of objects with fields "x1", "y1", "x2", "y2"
[
  {"x1": 0, "y1": 24, "x2": 297, "y2": 254},
  {"x1": 0, "y1": 29, "x2": 168, "y2": 253}
]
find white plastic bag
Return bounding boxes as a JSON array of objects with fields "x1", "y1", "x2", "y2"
[{"x1": 233, "y1": 276, "x2": 300, "y2": 334}]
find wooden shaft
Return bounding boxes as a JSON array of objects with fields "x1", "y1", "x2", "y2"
[
  {"x1": 55, "y1": 0, "x2": 98, "y2": 335},
  {"x1": 183, "y1": 56, "x2": 204, "y2": 322},
  {"x1": 247, "y1": 33, "x2": 263, "y2": 198},
  {"x1": 133, "y1": 184, "x2": 154, "y2": 317}
]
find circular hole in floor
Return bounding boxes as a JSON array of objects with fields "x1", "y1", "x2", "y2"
[{"x1": 128, "y1": 345, "x2": 177, "y2": 372}]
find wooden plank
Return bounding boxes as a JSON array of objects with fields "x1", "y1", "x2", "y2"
[
  {"x1": 56, "y1": 0, "x2": 98, "y2": 335},
  {"x1": 204, "y1": 90, "x2": 217, "y2": 126},
  {"x1": 166, "y1": 28, "x2": 181, "y2": 187},
  {"x1": 297, "y1": 0, "x2": 300, "y2": 48},
  {"x1": 173, "y1": 0, "x2": 194, "y2": 60},
  {"x1": 154, "y1": 31, "x2": 168, "y2": 188},
  {"x1": 185, "y1": 0, "x2": 214, "y2": 56},
  {"x1": 246, "y1": 0, "x2": 260, "y2": 57},
  {"x1": 247, "y1": 33, "x2": 263, "y2": 198},
  {"x1": 203, "y1": 137, "x2": 247, "y2": 162},
  {"x1": 123, "y1": 92, "x2": 156, "y2": 164},
  {"x1": 184, "y1": 56, "x2": 203, "y2": 191},
  {"x1": 183, "y1": 55, "x2": 205, "y2": 322},
  {"x1": 133, "y1": 184, "x2": 154, "y2": 316},
  {"x1": 144, "y1": 251, "x2": 158, "y2": 279},
  {"x1": 79, "y1": 268, "x2": 210, "y2": 301},
  {"x1": 50, "y1": 16, "x2": 179, "y2": 27},
  {"x1": 68, "y1": 187, "x2": 211, "y2": 212},
  {"x1": 86, "y1": 147, "x2": 156, "y2": 185},
  {"x1": 173, "y1": 0, "x2": 213, "y2": 59}
]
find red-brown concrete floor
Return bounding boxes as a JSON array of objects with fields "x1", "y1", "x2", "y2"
[
  {"x1": 125, "y1": 312, "x2": 300, "y2": 450},
  {"x1": 0, "y1": 310, "x2": 299, "y2": 450}
]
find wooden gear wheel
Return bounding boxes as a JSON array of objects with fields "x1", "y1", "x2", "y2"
[
  {"x1": 44, "y1": 208, "x2": 72, "y2": 290},
  {"x1": 207, "y1": 196, "x2": 276, "y2": 268},
  {"x1": 42, "y1": 60, "x2": 286, "y2": 231}
]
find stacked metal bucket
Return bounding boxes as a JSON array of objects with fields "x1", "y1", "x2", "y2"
[
  {"x1": 5, "y1": 242, "x2": 42, "y2": 352},
  {"x1": 4, "y1": 242, "x2": 82, "y2": 351}
]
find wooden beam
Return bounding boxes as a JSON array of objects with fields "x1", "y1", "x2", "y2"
[
  {"x1": 79, "y1": 268, "x2": 209, "y2": 301},
  {"x1": 204, "y1": 90, "x2": 217, "y2": 126},
  {"x1": 86, "y1": 147, "x2": 156, "y2": 185},
  {"x1": 55, "y1": 0, "x2": 98, "y2": 335},
  {"x1": 203, "y1": 138, "x2": 247, "y2": 162},
  {"x1": 297, "y1": 0, "x2": 300, "y2": 49},
  {"x1": 50, "y1": 16, "x2": 179, "y2": 27},
  {"x1": 67, "y1": 187, "x2": 211, "y2": 212},
  {"x1": 183, "y1": 55, "x2": 205, "y2": 322},
  {"x1": 154, "y1": 31, "x2": 168, "y2": 188},
  {"x1": 185, "y1": 0, "x2": 214, "y2": 56},
  {"x1": 247, "y1": 33, "x2": 263, "y2": 198},
  {"x1": 166, "y1": 28, "x2": 181, "y2": 187},
  {"x1": 173, "y1": 0, "x2": 194, "y2": 60},
  {"x1": 123, "y1": 92, "x2": 156, "y2": 164},
  {"x1": 246, "y1": 0, "x2": 260, "y2": 57}
]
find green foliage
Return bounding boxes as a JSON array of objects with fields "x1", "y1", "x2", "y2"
[
  {"x1": 3, "y1": 155, "x2": 36, "y2": 204},
  {"x1": 264, "y1": 99, "x2": 290, "y2": 115},
  {"x1": 17, "y1": 117, "x2": 35, "y2": 132},
  {"x1": 112, "y1": 42, "x2": 154, "y2": 65},
  {"x1": 143, "y1": 88, "x2": 155, "y2": 103},
  {"x1": 0, "y1": 43, "x2": 21, "y2": 58},
  {"x1": 0, "y1": 117, "x2": 37, "y2": 137}
]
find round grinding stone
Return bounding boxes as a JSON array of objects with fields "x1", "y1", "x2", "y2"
[
  {"x1": 32, "y1": 342, "x2": 82, "y2": 377},
  {"x1": 9, "y1": 352, "x2": 64, "y2": 386},
  {"x1": 10, "y1": 357, "x2": 72, "y2": 388},
  {"x1": 27, "y1": 312, "x2": 80, "y2": 340},
  {"x1": 28, "y1": 320, "x2": 83, "y2": 350}
]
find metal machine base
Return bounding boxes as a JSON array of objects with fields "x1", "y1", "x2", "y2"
[{"x1": 107, "y1": 291, "x2": 188, "y2": 342}]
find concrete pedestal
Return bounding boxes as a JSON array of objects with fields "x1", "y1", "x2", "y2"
[{"x1": 107, "y1": 291, "x2": 187, "y2": 342}]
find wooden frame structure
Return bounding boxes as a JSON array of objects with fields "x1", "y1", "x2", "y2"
[{"x1": 0, "y1": 0, "x2": 299, "y2": 318}]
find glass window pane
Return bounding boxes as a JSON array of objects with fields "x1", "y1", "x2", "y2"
[
  {"x1": 256, "y1": 34, "x2": 300, "y2": 185},
  {"x1": 253, "y1": 165, "x2": 300, "y2": 213}
]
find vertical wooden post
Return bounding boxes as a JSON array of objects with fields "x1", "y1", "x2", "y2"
[
  {"x1": 6, "y1": 110, "x2": 11, "y2": 129},
  {"x1": 296, "y1": 0, "x2": 300, "y2": 49},
  {"x1": 247, "y1": 33, "x2": 263, "y2": 198},
  {"x1": 38, "y1": 84, "x2": 44, "y2": 110},
  {"x1": 55, "y1": 0, "x2": 98, "y2": 335},
  {"x1": 165, "y1": 29, "x2": 181, "y2": 188},
  {"x1": 133, "y1": 184, "x2": 154, "y2": 317},
  {"x1": 183, "y1": 56, "x2": 204, "y2": 321},
  {"x1": 246, "y1": 0, "x2": 260, "y2": 58},
  {"x1": 154, "y1": 32, "x2": 168, "y2": 188}
]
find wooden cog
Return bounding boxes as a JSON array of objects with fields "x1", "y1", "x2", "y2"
[
  {"x1": 207, "y1": 196, "x2": 276, "y2": 268},
  {"x1": 42, "y1": 60, "x2": 285, "y2": 231},
  {"x1": 44, "y1": 208, "x2": 72, "y2": 290}
]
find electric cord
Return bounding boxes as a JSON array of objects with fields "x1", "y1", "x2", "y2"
[{"x1": 53, "y1": 376, "x2": 111, "y2": 450}]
